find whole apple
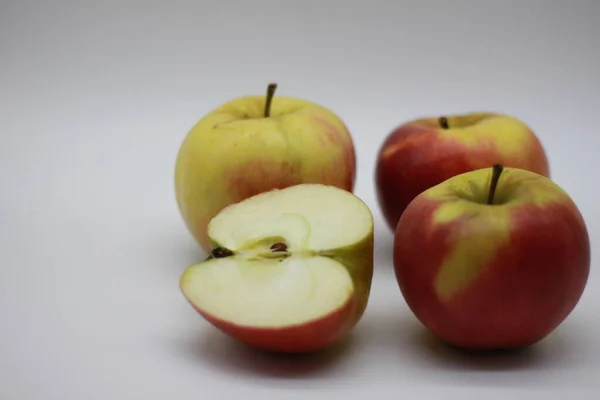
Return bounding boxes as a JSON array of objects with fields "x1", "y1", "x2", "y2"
[
  {"x1": 393, "y1": 165, "x2": 590, "y2": 350},
  {"x1": 375, "y1": 112, "x2": 550, "y2": 231},
  {"x1": 180, "y1": 183, "x2": 374, "y2": 353},
  {"x1": 175, "y1": 83, "x2": 356, "y2": 252}
]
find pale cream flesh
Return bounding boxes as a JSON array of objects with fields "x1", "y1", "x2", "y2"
[{"x1": 180, "y1": 184, "x2": 373, "y2": 328}]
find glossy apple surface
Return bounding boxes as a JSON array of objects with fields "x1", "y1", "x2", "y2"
[
  {"x1": 393, "y1": 166, "x2": 590, "y2": 350},
  {"x1": 175, "y1": 84, "x2": 356, "y2": 252},
  {"x1": 375, "y1": 112, "x2": 550, "y2": 231}
]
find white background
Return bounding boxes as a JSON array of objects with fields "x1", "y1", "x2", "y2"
[{"x1": 1, "y1": 1, "x2": 599, "y2": 399}]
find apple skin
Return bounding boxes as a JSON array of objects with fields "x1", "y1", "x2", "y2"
[
  {"x1": 182, "y1": 233, "x2": 374, "y2": 354},
  {"x1": 188, "y1": 297, "x2": 356, "y2": 353},
  {"x1": 393, "y1": 167, "x2": 590, "y2": 350},
  {"x1": 175, "y1": 92, "x2": 356, "y2": 252},
  {"x1": 375, "y1": 112, "x2": 551, "y2": 231}
]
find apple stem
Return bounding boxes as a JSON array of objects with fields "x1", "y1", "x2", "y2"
[
  {"x1": 264, "y1": 83, "x2": 277, "y2": 118},
  {"x1": 439, "y1": 116, "x2": 449, "y2": 129},
  {"x1": 211, "y1": 247, "x2": 234, "y2": 258},
  {"x1": 487, "y1": 163, "x2": 504, "y2": 205}
]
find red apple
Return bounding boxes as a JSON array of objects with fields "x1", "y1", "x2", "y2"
[
  {"x1": 393, "y1": 165, "x2": 590, "y2": 350},
  {"x1": 375, "y1": 112, "x2": 550, "y2": 231}
]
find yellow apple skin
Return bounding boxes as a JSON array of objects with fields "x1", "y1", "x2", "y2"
[
  {"x1": 394, "y1": 167, "x2": 590, "y2": 350},
  {"x1": 175, "y1": 95, "x2": 356, "y2": 252},
  {"x1": 375, "y1": 112, "x2": 550, "y2": 231}
]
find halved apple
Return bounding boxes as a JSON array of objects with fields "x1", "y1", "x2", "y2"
[{"x1": 180, "y1": 183, "x2": 374, "y2": 353}]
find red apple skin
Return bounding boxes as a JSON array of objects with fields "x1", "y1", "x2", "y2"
[
  {"x1": 187, "y1": 297, "x2": 356, "y2": 353},
  {"x1": 375, "y1": 113, "x2": 550, "y2": 231},
  {"x1": 393, "y1": 168, "x2": 590, "y2": 350}
]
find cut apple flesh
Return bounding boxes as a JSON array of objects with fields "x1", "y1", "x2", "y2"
[
  {"x1": 180, "y1": 183, "x2": 373, "y2": 330},
  {"x1": 208, "y1": 183, "x2": 372, "y2": 252},
  {"x1": 181, "y1": 256, "x2": 353, "y2": 327}
]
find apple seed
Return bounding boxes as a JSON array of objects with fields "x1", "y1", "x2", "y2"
[
  {"x1": 270, "y1": 242, "x2": 288, "y2": 252},
  {"x1": 211, "y1": 247, "x2": 234, "y2": 258}
]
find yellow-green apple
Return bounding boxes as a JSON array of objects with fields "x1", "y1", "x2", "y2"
[
  {"x1": 180, "y1": 183, "x2": 374, "y2": 353},
  {"x1": 393, "y1": 165, "x2": 590, "y2": 350},
  {"x1": 375, "y1": 112, "x2": 551, "y2": 231},
  {"x1": 175, "y1": 83, "x2": 356, "y2": 252}
]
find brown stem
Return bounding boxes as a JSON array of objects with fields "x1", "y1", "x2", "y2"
[
  {"x1": 439, "y1": 116, "x2": 449, "y2": 129},
  {"x1": 264, "y1": 83, "x2": 277, "y2": 117},
  {"x1": 487, "y1": 164, "x2": 504, "y2": 205}
]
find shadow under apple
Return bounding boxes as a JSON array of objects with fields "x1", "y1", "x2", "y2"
[
  {"x1": 399, "y1": 314, "x2": 585, "y2": 374},
  {"x1": 361, "y1": 299, "x2": 587, "y2": 377},
  {"x1": 173, "y1": 326, "x2": 358, "y2": 379},
  {"x1": 408, "y1": 326, "x2": 547, "y2": 371},
  {"x1": 373, "y1": 225, "x2": 395, "y2": 271}
]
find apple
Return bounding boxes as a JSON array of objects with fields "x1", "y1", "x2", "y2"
[
  {"x1": 175, "y1": 83, "x2": 356, "y2": 252},
  {"x1": 375, "y1": 112, "x2": 551, "y2": 231},
  {"x1": 393, "y1": 164, "x2": 590, "y2": 350},
  {"x1": 179, "y1": 183, "x2": 374, "y2": 353}
]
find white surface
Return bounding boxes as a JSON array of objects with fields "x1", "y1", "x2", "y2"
[{"x1": 1, "y1": 1, "x2": 599, "y2": 399}]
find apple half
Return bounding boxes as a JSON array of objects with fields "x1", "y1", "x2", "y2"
[{"x1": 180, "y1": 183, "x2": 374, "y2": 353}]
